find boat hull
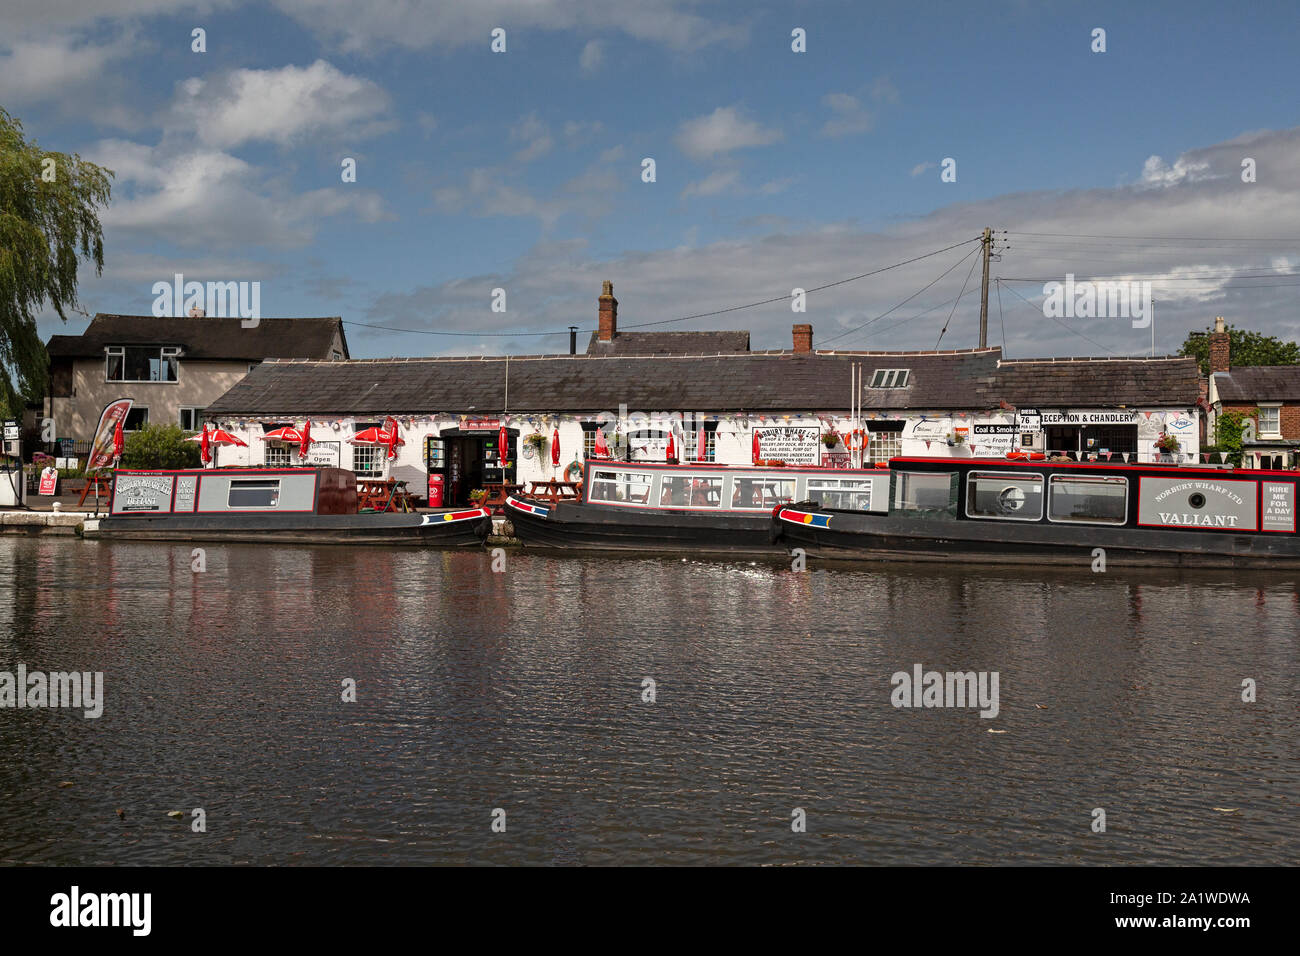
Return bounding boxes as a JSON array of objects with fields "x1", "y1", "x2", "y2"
[
  {"x1": 92, "y1": 509, "x2": 492, "y2": 546},
  {"x1": 506, "y1": 496, "x2": 782, "y2": 555},
  {"x1": 778, "y1": 507, "x2": 1300, "y2": 569}
]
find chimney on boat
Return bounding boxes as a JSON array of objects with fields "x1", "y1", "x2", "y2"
[
  {"x1": 792, "y1": 323, "x2": 812, "y2": 354},
  {"x1": 1209, "y1": 315, "x2": 1230, "y2": 373},
  {"x1": 598, "y1": 280, "x2": 618, "y2": 342}
]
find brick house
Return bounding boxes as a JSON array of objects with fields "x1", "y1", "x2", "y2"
[{"x1": 1205, "y1": 315, "x2": 1300, "y2": 469}]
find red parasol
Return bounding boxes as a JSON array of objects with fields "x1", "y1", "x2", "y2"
[
  {"x1": 751, "y1": 429, "x2": 761, "y2": 464},
  {"x1": 348, "y1": 425, "x2": 405, "y2": 450},
  {"x1": 299, "y1": 420, "x2": 312, "y2": 459},
  {"x1": 498, "y1": 425, "x2": 509, "y2": 465},
  {"x1": 696, "y1": 426, "x2": 707, "y2": 462},
  {"x1": 665, "y1": 431, "x2": 676, "y2": 462},
  {"x1": 112, "y1": 417, "x2": 124, "y2": 460},
  {"x1": 200, "y1": 424, "x2": 211, "y2": 464},
  {"x1": 593, "y1": 428, "x2": 610, "y2": 458},
  {"x1": 260, "y1": 426, "x2": 307, "y2": 443},
  {"x1": 551, "y1": 427, "x2": 560, "y2": 467},
  {"x1": 384, "y1": 417, "x2": 400, "y2": 461},
  {"x1": 187, "y1": 426, "x2": 247, "y2": 466}
]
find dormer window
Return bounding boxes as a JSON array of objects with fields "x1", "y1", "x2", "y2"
[
  {"x1": 869, "y1": 368, "x2": 910, "y2": 388},
  {"x1": 106, "y1": 345, "x2": 180, "y2": 382}
]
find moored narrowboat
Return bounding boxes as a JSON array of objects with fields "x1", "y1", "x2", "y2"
[
  {"x1": 506, "y1": 461, "x2": 889, "y2": 554},
  {"x1": 89, "y1": 467, "x2": 492, "y2": 545},
  {"x1": 777, "y1": 457, "x2": 1300, "y2": 568}
]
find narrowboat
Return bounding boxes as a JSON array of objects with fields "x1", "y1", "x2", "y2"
[
  {"x1": 505, "y1": 461, "x2": 889, "y2": 554},
  {"x1": 777, "y1": 457, "x2": 1300, "y2": 568},
  {"x1": 89, "y1": 467, "x2": 492, "y2": 545}
]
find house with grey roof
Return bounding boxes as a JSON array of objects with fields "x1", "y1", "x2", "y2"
[
  {"x1": 44, "y1": 313, "x2": 348, "y2": 444},
  {"x1": 200, "y1": 281, "x2": 1201, "y2": 506},
  {"x1": 1205, "y1": 315, "x2": 1300, "y2": 469}
]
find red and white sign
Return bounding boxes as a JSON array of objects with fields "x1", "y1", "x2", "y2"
[
  {"x1": 87, "y1": 398, "x2": 133, "y2": 471},
  {"x1": 38, "y1": 467, "x2": 58, "y2": 495}
]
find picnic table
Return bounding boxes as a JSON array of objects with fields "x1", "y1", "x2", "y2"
[
  {"x1": 76, "y1": 474, "x2": 114, "y2": 511},
  {"x1": 357, "y1": 478, "x2": 417, "y2": 513},
  {"x1": 526, "y1": 479, "x2": 582, "y2": 503},
  {"x1": 481, "y1": 481, "x2": 524, "y2": 512}
]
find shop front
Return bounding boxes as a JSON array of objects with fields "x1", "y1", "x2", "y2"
[{"x1": 427, "y1": 421, "x2": 517, "y2": 506}]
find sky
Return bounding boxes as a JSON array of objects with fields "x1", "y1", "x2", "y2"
[{"x1": 3, "y1": 0, "x2": 1300, "y2": 361}]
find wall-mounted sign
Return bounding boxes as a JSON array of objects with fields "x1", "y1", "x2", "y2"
[
  {"x1": 1138, "y1": 477, "x2": 1258, "y2": 531},
  {"x1": 906, "y1": 418, "x2": 952, "y2": 442},
  {"x1": 1040, "y1": 410, "x2": 1138, "y2": 425},
  {"x1": 972, "y1": 423, "x2": 1016, "y2": 450},
  {"x1": 3, "y1": 420, "x2": 18, "y2": 441},
  {"x1": 1016, "y1": 408, "x2": 1042, "y2": 431},
  {"x1": 756, "y1": 426, "x2": 820, "y2": 464},
  {"x1": 301, "y1": 441, "x2": 340, "y2": 467},
  {"x1": 464, "y1": 417, "x2": 501, "y2": 431}
]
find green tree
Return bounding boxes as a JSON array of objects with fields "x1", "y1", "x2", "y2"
[
  {"x1": 119, "y1": 424, "x2": 201, "y2": 470},
  {"x1": 0, "y1": 109, "x2": 113, "y2": 415},
  {"x1": 1213, "y1": 408, "x2": 1255, "y2": 467},
  {"x1": 1180, "y1": 323, "x2": 1300, "y2": 375}
]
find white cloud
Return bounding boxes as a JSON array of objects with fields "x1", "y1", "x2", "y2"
[
  {"x1": 675, "y1": 106, "x2": 782, "y2": 160},
  {"x1": 682, "y1": 169, "x2": 741, "y2": 198},
  {"x1": 580, "y1": 39, "x2": 604, "y2": 73},
  {"x1": 820, "y1": 79, "x2": 898, "y2": 139},
  {"x1": 910, "y1": 161, "x2": 937, "y2": 177},
  {"x1": 511, "y1": 112, "x2": 554, "y2": 163},
  {"x1": 174, "y1": 60, "x2": 394, "y2": 149},
  {"x1": 0, "y1": 31, "x2": 145, "y2": 127},
  {"x1": 1140, "y1": 155, "x2": 1213, "y2": 187}
]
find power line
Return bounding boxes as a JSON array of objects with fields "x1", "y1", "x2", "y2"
[
  {"x1": 1010, "y1": 231, "x2": 1300, "y2": 243},
  {"x1": 818, "y1": 244, "x2": 983, "y2": 347},
  {"x1": 933, "y1": 250, "x2": 982, "y2": 349},
  {"x1": 837, "y1": 285, "x2": 982, "y2": 348},
  {"x1": 1001, "y1": 281, "x2": 1117, "y2": 356}
]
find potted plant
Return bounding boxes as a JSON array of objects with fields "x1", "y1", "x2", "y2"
[
  {"x1": 1154, "y1": 433, "x2": 1180, "y2": 456},
  {"x1": 821, "y1": 432, "x2": 840, "y2": 449},
  {"x1": 469, "y1": 489, "x2": 487, "y2": 504},
  {"x1": 524, "y1": 432, "x2": 548, "y2": 455},
  {"x1": 946, "y1": 431, "x2": 967, "y2": 447}
]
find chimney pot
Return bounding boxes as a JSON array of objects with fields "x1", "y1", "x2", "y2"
[
  {"x1": 598, "y1": 281, "x2": 618, "y2": 342},
  {"x1": 792, "y1": 323, "x2": 812, "y2": 354}
]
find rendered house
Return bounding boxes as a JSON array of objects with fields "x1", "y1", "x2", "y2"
[
  {"x1": 1205, "y1": 316, "x2": 1300, "y2": 469},
  {"x1": 43, "y1": 313, "x2": 348, "y2": 443}
]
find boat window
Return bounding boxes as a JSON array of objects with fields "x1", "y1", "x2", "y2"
[
  {"x1": 892, "y1": 471, "x2": 955, "y2": 514},
  {"x1": 588, "y1": 470, "x2": 654, "y2": 503},
  {"x1": 732, "y1": 477, "x2": 796, "y2": 509},
  {"x1": 228, "y1": 479, "x2": 281, "y2": 509},
  {"x1": 660, "y1": 475, "x2": 724, "y2": 508},
  {"x1": 1047, "y1": 474, "x2": 1128, "y2": 524},
  {"x1": 807, "y1": 478, "x2": 873, "y2": 512},
  {"x1": 966, "y1": 472, "x2": 1044, "y2": 521}
]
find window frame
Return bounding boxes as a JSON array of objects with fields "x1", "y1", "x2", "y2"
[
  {"x1": 178, "y1": 406, "x2": 205, "y2": 431},
  {"x1": 868, "y1": 368, "x2": 910, "y2": 389},
  {"x1": 105, "y1": 345, "x2": 180, "y2": 384},
  {"x1": 227, "y1": 478, "x2": 281, "y2": 509},
  {"x1": 1258, "y1": 404, "x2": 1282, "y2": 439},
  {"x1": 965, "y1": 471, "x2": 1045, "y2": 522},
  {"x1": 1046, "y1": 473, "x2": 1129, "y2": 526},
  {"x1": 807, "y1": 476, "x2": 873, "y2": 512},
  {"x1": 658, "y1": 473, "x2": 725, "y2": 509}
]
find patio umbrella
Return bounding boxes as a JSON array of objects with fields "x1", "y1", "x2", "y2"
[
  {"x1": 384, "y1": 417, "x2": 400, "y2": 461},
  {"x1": 696, "y1": 426, "x2": 707, "y2": 462},
  {"x1": 498, "y1": 424, "x2": 509, "y2": 465},
  {"x1": 665, "y1": 431, "x2": 676, "y2": 462},
  {"x1": 187, "y1": 427, "x2": 247, "y2": 467},
  {"x1": 551, "y1": 427, "x2": 560, "y2": 467},
  {"x1": 593, "y1": 428, "x2": 610, "y2": 458},
  {"x1": 260, "y1": 426, "x2": 307, "y2": 444},
  {"x1": 299, "y1": 420, "x2": 312, "y2": 459},
  {"x1": 752, "y1": 429, "x2": 761, "y2": 464}
]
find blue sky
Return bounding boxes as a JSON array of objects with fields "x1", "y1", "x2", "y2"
[{"x1": 4, "y1": 0, "x2": 1299, "y2": 359}]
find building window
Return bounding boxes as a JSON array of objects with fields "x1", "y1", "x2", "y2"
[
  {"x1": 353, "y1": 444, "x2": 384, "y2": 477},
  {"x1": 179, "y1": 407, "x2": 205, "y2": 431},
  {"x1": 264, "y1": 443, "x2": 292, "y2": 468},
  {"x1": 686, "y1": 424, "x2": 717, "y2": 462},
  {"x1": 867, "y1": 429, "x2": 901, "y2": 464},
  {"x1": 106, "y1": 346, "x2": 179, "y2": 382},
  {"x1": 1259, "y1": 405, "x2": 1281, "y2": 438},
  {"x1": 123, "y1": 407, "x2": 149, "y2": 431},
  {"x1": 868, "y1": 369, "x2": 910, "y2": 388},
  {"x1": 331, "y1": 350, "x2": 343, "y2": 361}
]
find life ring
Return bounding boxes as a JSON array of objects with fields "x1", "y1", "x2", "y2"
[
  {"x1": 565, "y1": 460, "x2": 584, "y2": 483},
  {"x1": 847, "y1": 429, "x2": 868, "y2": 451}
]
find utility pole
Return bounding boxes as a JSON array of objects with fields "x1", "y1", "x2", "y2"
[{"x1": 978, "y1": 226, "x2": 992, "y2": 348}]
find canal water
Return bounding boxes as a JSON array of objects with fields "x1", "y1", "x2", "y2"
[{"x1": 0, "y1": 537, "x2": 1296, "y2": 866}]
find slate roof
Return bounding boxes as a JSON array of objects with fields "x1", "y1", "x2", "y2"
[
  {"x1": 46, "y1": 314, "x2": 347, "y2": 361},
  {"x1": 995, "y1": 356, "x2": 1200, "y2": 407},
  {"x1": 586, "y1": 330, "x2": 751, "y2": 355},
  {"x1": 1213, "y1": 367, "x2": 1300, "y2": 403},
  {"x1": 204, "y1": 348, "x2": 1200, "y2": 418}
]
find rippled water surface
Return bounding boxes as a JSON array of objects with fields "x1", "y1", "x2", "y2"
[{"x1": 0, "y1": 537, "x2": 1297, "y2": 865}]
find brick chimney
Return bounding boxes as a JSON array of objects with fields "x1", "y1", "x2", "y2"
[
  {"x1": 1208, "y1": 315, "x2": 1230, "y2": 373},
  {"x1": 598, "y1": 280, "x2": 618, "y2": 342},
  {"x1": 792, "y1": 323, "x2": 812, "y2": 354}
]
